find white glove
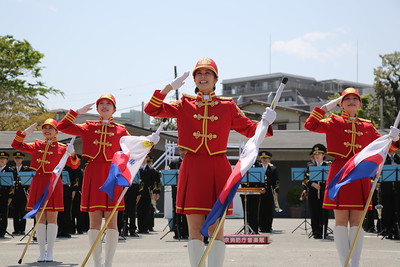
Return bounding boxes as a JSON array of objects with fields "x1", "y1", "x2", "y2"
[
  {"x1": 322, "y1": 96, "x2": 343, "y2": 111},
  {"x1": 169, "y1": 71, "x2": 190, "y2": 90},
  {"x1": 66, "y1": 143, "x2": 75, "y2": 154},
  {"x1": 148, "y1": 133, "x2": 160, "y2": 145},
  {"x1": 262, "y1": 107, "x2": 276, "y2": 124},
  {"x1": 23, "y1": 123, "x2": 38, "y2": 135},
  {"x1": 389, "y1": 126, "x2": 399, "y2": 141},
  {"x1": 76, "y1": 103, "x2": 95, "y2": 114}
]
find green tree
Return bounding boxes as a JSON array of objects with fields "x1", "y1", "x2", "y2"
[
  {"x1": 371, "y1": 51, "x2": 400, "y2": 128},
  {"x1": 0, "y1": 35, "x2": 63, "y2": 130}
]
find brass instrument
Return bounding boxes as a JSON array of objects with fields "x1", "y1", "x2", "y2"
[
  {"x1": 237, "y1": 187, "x2": 265, "y2": 194},
  {"x1": 271, "y1": 186, "x2": 283, "y2": 213}
]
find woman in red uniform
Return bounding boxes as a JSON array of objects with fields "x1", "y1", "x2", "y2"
[
  {"x1": 304, "y1": 88, "x2": 399, "y2": 267},
  {"x1": 57, "y1": 94, "x2": 130, "y2": 267},
  {"x1": 145, "y1": 58, "x2": 276, "y2": 267},
  {"x1": 12, "y1": 119, "x2": 80, "y2": 262}
]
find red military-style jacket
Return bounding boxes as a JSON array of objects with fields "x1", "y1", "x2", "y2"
[
  {"x1": 57, "y1": 110, "x2": 130, "y2": 161},
  {"x1": 304, "y1": 107, "x2": 398, "y2": 158},
  {"x1": 145, "y1": 90, "x2": 273, "y2": 155},
  {"x1": 12, "y1": 131, "x2": 80, "y2": 173}
]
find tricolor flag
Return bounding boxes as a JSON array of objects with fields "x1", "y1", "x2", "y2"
[
  {"x1": 100, "y1": 124, "x2": 164, "y2": 201},
  {"x1": 327, "y1": 134, "x2": 392, "y2": 201},
  {"x1": 23, "y1": 137, "x2": 75, "y2": 219},
  {"x1": 200, "y1": 120, "x2": 270, "y2": 237},
  {"x1": 99, "y1": 151, "x2": 132, "y2": 201},
  {"x1": 200, "y1": 78, "x2": 288, "y2": 237}
]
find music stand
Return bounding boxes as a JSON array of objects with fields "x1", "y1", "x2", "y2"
[
  {"x1": 290, "y1": 167, "x2": 312, "y2": 235},
  {"x1": 160, "y1": 169, "x2": 178, "y2": 240},
  {"x1": 0, "y1": 172, "x2": 14, "y2": 186},
  {"x1": 18, "y1": 171, "x2": 35, "y2": 187},
  {"x1": 379, "y1": 165, "x2": 400, "y2": 239},
  {"x1": 132, "y1": 172, "x2": 140, "y2": 185},
  {"x1": 0, "y1": 173, "x2": 15, "y2": 238},
  {"x1": 291, "y1": 168, "x2": 306, "y2": 182},
  {"x1": 380, "y1": 165, "x2": 399, "y2": 182},
  {"x1": 61, "y1": 171, "x2": 70, "y2": 185},
  {"x1": 235, "y1": 167, "x2": 264, "y2": 235},
  {"x1": 308, "y1": 166, "x2": 332, "y2": 239}
]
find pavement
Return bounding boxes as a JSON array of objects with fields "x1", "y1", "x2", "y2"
[{"x1": 1, "y1": 217, "x2": 399, "y2": 267}]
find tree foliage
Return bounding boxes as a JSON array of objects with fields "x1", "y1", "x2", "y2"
[
  {"x1": 370, "y1": 51, "x2": 400, "y2": 128},
  {"x1": 326, "y1": 52, "x2": 400, "y2": 128},
  {"x1": 0, "y1": 35, "x2": 63, "y2": 130}
]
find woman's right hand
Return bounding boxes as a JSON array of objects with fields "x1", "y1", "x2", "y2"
[
  {"x1": 76, "y1": 103, "x2": 95, "y2": 114},
  {"x1": 23, "y1": 123, "x2": 38, "y2": 135},
  {"x1": 161, "y1": 71, "x2": 190, "y2": 95}
]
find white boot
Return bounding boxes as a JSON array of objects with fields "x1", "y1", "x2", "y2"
[
  {"x1": 36, "y1": 223, "x2": 46, "y2": 262},
  {"x1": 45, "y1": 223, "x2": 58, "y2": 262},
  {"x1": 88, "y1": 229, "x2": 103, "y2": 267},
  {"x1": 207, "y1": 240, "x2": 225, "y2": 267},
  {"x1": 334, "y1": 226, "x2": 350, "y2": 267},
  {"x1": 188, "y1": 239, "x2": 204, "y2": 267},
  {"x1": 349, "y1": 226, "x2": 364, "y2": 267},
  {"x1": 104, "y1": 229, "x2": 119, "y2": 267}
]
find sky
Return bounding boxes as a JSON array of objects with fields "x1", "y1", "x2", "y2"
[{"x1": 2, "y1": 0, "x2": 400, "y2": 117}]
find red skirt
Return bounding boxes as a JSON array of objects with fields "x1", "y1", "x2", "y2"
[
  {"x1": 27, "y1": 172, "x2": 64, "y2": 212},
  {"x1": 323, "y1": 158, "x2": 372, "y2": 210},
  {"x1": 80, "y1": 160, "x2": 125, "y2": 212},
  {"x1": 176, "y1": 149, "x2": 233, "y2": 215}
]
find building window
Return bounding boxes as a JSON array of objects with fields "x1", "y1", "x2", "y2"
[{"x1": 277, "y1": 124, "x2": 287, "y2": 130}]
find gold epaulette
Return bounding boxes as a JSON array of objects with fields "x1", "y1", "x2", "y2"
[
  {"x1": 217, "y1": 96, "x2": 232, "y2": 101},
  {"x1": 168, "y1": 99, "x2": 183, "y2": 106},
  {"x1": 321, "y1": 118, "x2": 332, "y2": 123},
  {"x1": 58, "y1": 143, "x2": 67, "y2": 146},
  {"x1": 182, "y1": 93, "x2": 197, "y2": 99},
  {"x1": 114, "y1": 122, "x2": 126, "y2": 128},
  {"x1": 358, "y1": 118, "x2": 371, "y2": 123},
  {"x1": 332, "y1": 113, "x2": 341, "y2": 118}
]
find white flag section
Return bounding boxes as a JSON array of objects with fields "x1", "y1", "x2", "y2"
[
  {"x1": 100, "y1": 122, "x2": 164, "y2": 201},
  {"x1": 120, "y1": 133, "x2": 160, "y2": 183}
]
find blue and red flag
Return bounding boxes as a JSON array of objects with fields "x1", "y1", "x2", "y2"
[
  {"x1": 200, "y1": 120, "x2": 269, "y2": 237},
  {"x1": 99, "y1": 151, "x2": 132, "y2": 201},
  {"x1": 327, "y1": 135, "x2": 392, "y2": 201},
  {"x1": 23, "y1": 137, "x2": 75, "y2": 219},
  {"x1": 100, "y1": 123, "x2": 164, "y2": 201}
]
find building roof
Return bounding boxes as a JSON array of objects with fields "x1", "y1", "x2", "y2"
[
  {"x1": 238, "y1": 99, "x2": 311, "y2": 115},
  {"x1": 222, "y1": 72, "x2": 317, "y2": 84}
]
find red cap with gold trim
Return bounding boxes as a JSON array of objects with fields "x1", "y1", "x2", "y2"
[
  {"x1": 41, "y1": 118, "x2": 58, "y2": 129},
  {"x1": 192, "y1": 57, "x2": 218, "y2": 77},
  {"x1": 341, "y1": 88, "x2": 361, "y2": 103},
  {"x1": 96, "y1": 93, "x2": 116, "y2": 107}
]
